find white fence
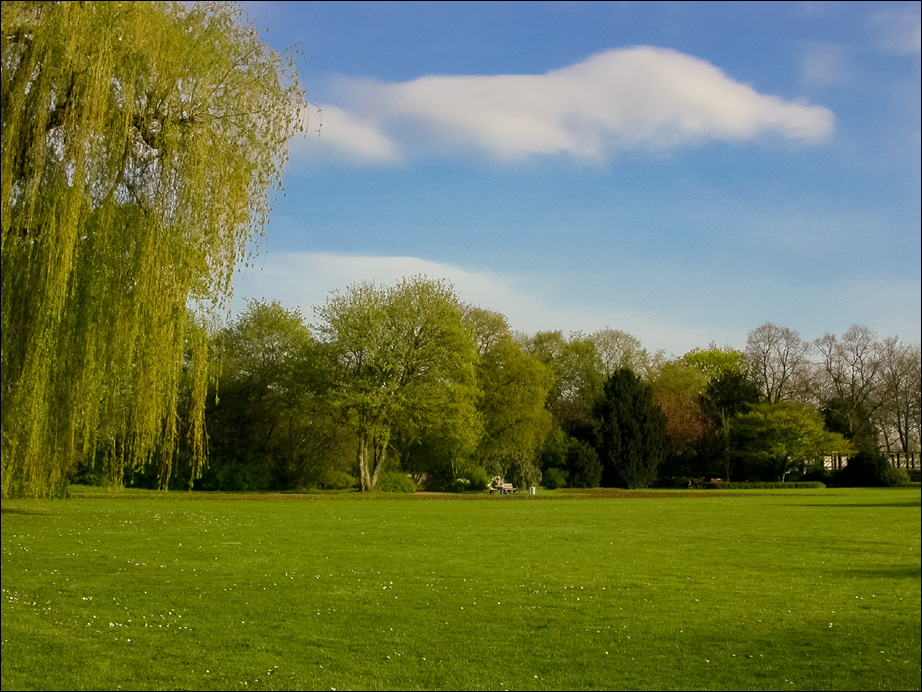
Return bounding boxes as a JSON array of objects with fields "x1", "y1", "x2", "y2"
[{"x1": 822, "y1": 452, "x2": 920, "y2": 470}]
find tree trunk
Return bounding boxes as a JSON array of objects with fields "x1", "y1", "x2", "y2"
[
  {"x1": 369, "y1": 432, "x2": 389, "y2": 489},
  {"x1": 357, "y1": 434, "x2": 372, "y2": 491}
]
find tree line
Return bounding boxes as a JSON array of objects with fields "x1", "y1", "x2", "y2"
[
  {"x1": 102, "y1": 278, "x2": 919, "y2": 493},
  {"x1": 3, "y1": 2, "x2": 919, "y2": 497}
]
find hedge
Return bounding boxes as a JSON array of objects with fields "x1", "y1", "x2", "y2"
[{"x1": 703, "y1": 481, "x2": 826, "y2": 490}]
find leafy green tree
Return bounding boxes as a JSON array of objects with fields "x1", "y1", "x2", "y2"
[
  {"x1": 541, "y1": 466, "x2": 569, "y2": 490},
  {"x1": 522, "y1": 330, "x2": 604, "y2": 439},
  {"x1": 563, "y1": 437, "x2": 603, "y2": 488},
  {"x1": 538, "y1": 428, "x2": 602, "y2": 490},
  {"x1": 201, "y1": 300, "x2": 347, "y2": 491},
  {"x1": 702, "y1": 369, "x2": 763, "y2": 480},
  {"x1": 1, "y1": 1, "x2": 305, "y2": 496},
  {"x1": 386, "y1": 290, "x2": 484, "y2": 489},
  {"x1": 502, "y1": 452, "x2": 544, "y2": 491},
  {"x1": 731, "y1": 402, "x2": 853, "y2": 482},
  {"x1": 703, "y1": 366, "x2": 763, "y2": 415},
  {"x1": 314, "y1": 277, "x2": 481, "y2": 490},
  {"x1": 468, "y1": 308, "x2": 553, "y2": 480},
  {"x1": 651, "y1": 361, "x2": 710, "y2": 479},
  {"x1": 591, "y1": 328, "x2": 653, "y2": 379},
  {"x1": 594, "y1": 368, "x2": 668, "y2": 489},
  {"x1": 679, "y1": 346, "x2": 763, "y2": 480},
  {"x1": 682, "y1": 345, "x2": 747, "y2": 384},
  {"x1": 538, "y1": 428, "x2": 571, "y2": 486}
]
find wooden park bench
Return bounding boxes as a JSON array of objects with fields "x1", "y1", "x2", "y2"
[{"x1": 488, "y1": 477, "x2": 516, "y2": 495}]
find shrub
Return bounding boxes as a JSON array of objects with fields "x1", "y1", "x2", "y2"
[
  {"x1": 539, "y1": 428, "x2": 570, "y2": 470},
  {"x1": 542, "y1": 467, "x2": 568, "y2": 490},
  {"x1": 538, "y1": 430, "x2": 601, "y2": 488},
  {"x1": 461, "y1": 465, "x2": 491, "y2": 492},
  {"x1": 703, "y1": 481, "x2": 826, "y2": 489},
  {"x1": 566, "y1": 439, "x2": 602, "y2": 488},
  {"x1": 71, "y1": 469, "x2": 105, "y2": 487},
  {"x1": 834, "y1": 452, "x2": 891, "y2": 487},
  {"x1": 442, "y1": 465, "x2": 491, "y2": 493},
  {"x1": 506, "y1": 454, "x2": 543, "y2": 490},
  {"x1": 798, "y1": 468, "x2": 831, "y2": 484},
  {"x1": 316, "y1": 469, "x2": 358, "y2": 491},
  {"x1": 881, "y1": 466, "x2": 911, "y2": 487},
  {"x1": 654, "y1": 476, "x2": 688, "y2": 489},
  {"x1": 451, "y1": 477, "x2": 471, "y2": 492},
  {"x1": 196, "y1": 462, "x2": 271, "y2": 492},
  {"x1": 376, "y1": 472, "x2": 416, "y2": 493}
]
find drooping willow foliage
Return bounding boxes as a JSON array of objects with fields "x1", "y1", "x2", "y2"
[{"x1": 1, "y1": 1, "x2": 306, "y2": 497}]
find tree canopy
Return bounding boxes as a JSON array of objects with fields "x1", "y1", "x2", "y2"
[
  {"x1": 732, "y1": 402, "x2": 854, "y2": 482},
  {"x1": 467, "y1": 308, "x2": 553, "y2": 489},
  {"x1": 314, "y1": 277, "x2": 481, "y2": 491},
  {"x1": 594, "y1": 368, "x2": 668, "y2": 489},
  {"x1": 201, "y1": 300, "x2": 339, "y2": 491},
  {"x1": 1, "y1": 1, "x2": 305, "y2": 497},
  {"x1": 1, "y1": 0, "x2": 915, "y2": 499}
]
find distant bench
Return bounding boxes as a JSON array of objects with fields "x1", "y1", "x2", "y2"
[{"x1": 490, "y1": 483, "x2": 516, "y2": 495}]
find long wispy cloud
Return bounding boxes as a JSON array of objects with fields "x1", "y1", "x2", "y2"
[
  {"x1": 232, "y1": 252, "x2": 543, "y2": 326},
  {"x1": 230, "y1": 251, "x2": 728, "y2": 353},
  {"x1": 297, "y1": 46, "x2": 835, "y2": 163}
]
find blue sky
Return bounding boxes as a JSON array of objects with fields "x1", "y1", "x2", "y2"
[{"x1": 233, "y1": 1, "x2": 921, "y2": 357}]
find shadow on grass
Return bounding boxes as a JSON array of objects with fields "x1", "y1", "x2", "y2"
[
  {"x1": 834, "y1": 564, "x2": 921, "y2": 579},
  {"x1": 801, "y1": 500, "x2": 920, "y2": 509}
]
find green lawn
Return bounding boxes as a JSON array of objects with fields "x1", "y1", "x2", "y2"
[{"x1": 2, "y1": 487, "x2": 919, "y2": 691}]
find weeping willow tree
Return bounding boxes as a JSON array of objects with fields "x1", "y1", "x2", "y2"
[{"x1": 1, "y1": 1, "x2": 306, "y2": 497}]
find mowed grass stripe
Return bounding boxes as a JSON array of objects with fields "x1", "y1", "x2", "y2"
[{"x1": 2, "y1": 487, "x2": 919, "y2": 691}]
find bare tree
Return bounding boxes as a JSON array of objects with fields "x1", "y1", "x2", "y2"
[
  {"x1": 813, "y1": 325, "x2": 885, "y2": 451},
  {"x1": 745, "y1": 323, "x2": 813, "y2": 404},
  {"x1": 876, "y1": 339, "x2": 921, "y2": 460}
]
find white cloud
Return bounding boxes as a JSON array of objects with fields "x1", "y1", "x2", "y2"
[
  {"x1": 290, "y1": 104, "x2": 399, "y2": 164},
  {"x1": 302, "y1": 46, "x2": 834, "y2": 163},
  {"x1": 229, "y1": 250, "x2": 921, "y2": 359},
  {"x1": 231, "y1": 252, "x2": 543, "y2": 326},
  {"x1": 871, "y1": 7, "x2": 922, "y2": 55},
  {"x1": 801, "y1": 44, "x2": 850, "y2": 87},
  {"x1": 230, "y1": 252, "x2": 759, "y2": 356}
]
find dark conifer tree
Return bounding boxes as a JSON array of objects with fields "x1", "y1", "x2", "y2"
[{"x1": 594, "y1": 368, "x2": 668, "y2": 489}]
